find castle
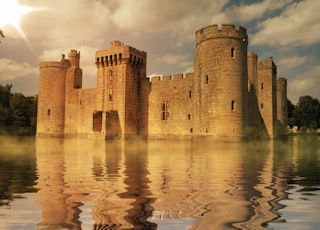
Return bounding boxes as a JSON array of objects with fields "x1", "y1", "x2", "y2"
[{"x1": 36, "y1": 24, "x2": 288, "y2": 140}]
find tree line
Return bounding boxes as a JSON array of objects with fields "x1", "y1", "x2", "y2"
[
  {"x1": 0, "y1": 84, "x2": 37, "y2": 135},
  {"x1": 288, "y1": 95, "x2": 320, "y2": 132},
  {"x1": 0, "y1": 83, "x2": 319, "y2": 135}
]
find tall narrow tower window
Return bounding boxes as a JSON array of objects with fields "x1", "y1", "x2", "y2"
[
  {"x1": 161, "y1": 102, "x2": 169, "y2": 121},
  {"x1": 119, "y1": 53, "x2": 122, "y2": 63},
  {"x1": 205, "y1": 75, "x2": 209, "y2": 84},
  {"x1": 189, "y1": 90, "x2": 192, "y2": 98},
  {"x1": 231, "y1": 48, "x2": 235, "y2": 58},
  {"x1": 47, "y1": 109, "x2": 50, "y2": 116},
  {"x1": 231, "y1": 100, "x2": 236, "y2": 111},
  {"x1": 109, "y1": 70, "x2": 113, "y2": 101},
  {"x1": 101, "y1": 57, "x2": 104, "y2": 66}
]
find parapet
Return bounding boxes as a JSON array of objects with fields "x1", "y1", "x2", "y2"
[
  {"x1": 40, "y1": 51, "x2": 75, "y2": 69},
  {"x1": 40, "y1": 60, "x2": 70, "y2": 69},
  {"x1": 247, "y1": 50, "x2": 257, "y2": 58},
  {"x1": 277, "y1": 77, "x2": 287, "y2": 85},
  {"x1": 68, "y1": 49, "x2": 80, "y2": 67},
  {"x1": 96, "y1": 41, "x2": 146, "y2": 67},
  {"x1": 150, "y1": 72, "x2": 194, "y2": 83},
  {"x1": 195, "y1": 24, "x2": 248, "y2": 46},
  {"x1": 258, "y1": 57, "x2": 277, "y2": 71},
  {"x1": 111, "y1": 40, "x2": 123, "y2": 47}
]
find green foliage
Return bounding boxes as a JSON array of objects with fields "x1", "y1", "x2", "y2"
[
  {"x1": 0, "y1": 84, "x2": 37, "y2": 135},
  {"x1": 288, "y1": 95, "x2": 320, "y2": 130}
]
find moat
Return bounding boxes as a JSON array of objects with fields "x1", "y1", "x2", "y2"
[{"x1": 0, "y1": 135, "x2": 319, "y2": 229}]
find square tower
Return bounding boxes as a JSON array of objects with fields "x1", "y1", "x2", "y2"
[{"x1": 95, "y1": 41, "x2": 149, "y2": 139}]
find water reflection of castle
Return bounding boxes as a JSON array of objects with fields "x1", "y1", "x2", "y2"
[{"x1": 34, "y1": 138, "x2": 290, "y2": 229}]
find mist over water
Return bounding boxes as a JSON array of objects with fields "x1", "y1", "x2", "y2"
[{"x1": 0, "y1": 135, "x2": 319, "y2": 229}]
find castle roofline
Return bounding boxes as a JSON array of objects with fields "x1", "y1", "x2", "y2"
[{"x1": 195, "y1": 24, "x2": 248, "y2": 46}]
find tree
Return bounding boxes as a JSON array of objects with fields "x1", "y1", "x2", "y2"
[
  {"x1": 0, "y1": 83, "x2": 38, "y2": 135},
  {"x1": 0, "y1": 29, "x2": 5, "y2": 43},
  {"x1": 293, "y1": 95, "x2": 320, "y2": 130},
  {"x1": 0, "y1": 84, "x2": 12, "y2": 108},
  {"x1": 287, "y1": 99, "x2": 296, "y2": 127}
]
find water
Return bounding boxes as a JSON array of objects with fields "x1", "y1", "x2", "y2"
[{"x1": 0, "y1": 135, "x2": 319, "y2": 229}]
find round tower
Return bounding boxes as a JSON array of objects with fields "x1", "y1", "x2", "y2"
[
  {"x1": 193, "y1": 24, "x2": 248, "y2": 139},
  {"x1": 37, "y1": 57, "x2": 70, "y2": 137}
]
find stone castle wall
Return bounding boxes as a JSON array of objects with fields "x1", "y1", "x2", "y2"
[
  {"x1": 36, "y1": 24, "x2": 288, "y2": 140},
  {"x1": 148, "y1": 73, "x2": 194, "y2": 137}
]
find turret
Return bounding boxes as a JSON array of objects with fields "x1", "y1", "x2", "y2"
[
  {"x1": 193, "y1": 24, "x2": 249, "y2": 139},
  {"x1": 37, "y1": 58, "x2": 70, "y2": 137}
]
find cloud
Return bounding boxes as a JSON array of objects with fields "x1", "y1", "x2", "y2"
[
  {"x1": 38, "y1": 45, "x2": 97, "y2": 87},
  {"x1": 19, "y1": 0, "x2": 114, "y2": 49},
  {"x1": 0, "y1": 58, "x2": 38, "y2": 80},
  {"x1": 212, "y1": 0, "x2": 292, "y2": 24},
  {"x1": 251, "y1": 1, "x2": 320, "y2": 46},
  {"x1": 110, "y1": 0, "x2": 227, "y2": 36},
  {"x1": 158, "y1": 53, "x2": 190, "y2": 65},
  {"x1": 289, "y1": 65, "x2": 320, "y2": 102},
  {"x1": 277, "y1": 56, "x2": 309, "y2": 71}
]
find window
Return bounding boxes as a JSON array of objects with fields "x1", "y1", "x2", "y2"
[
  {"x1": 231, "y1": 48, "x2": 235, "y2": 58},
  {"x1": 260, "y1": 103, "x2": 264, "y2": 109},
  {"x1": 231, "y1": 100, "x2": 236, "y2": 111},
  {"x1": 261, "y1": 83, "x2": 264, "y2": 90},
  {"x1": 205, "y1": 75, "x2": 209, "y2": 84},
  {"x1": 93, "y1": 111, "x2": 102, "y2": 131},
  {"x1": 189, "y1": 90, "x2": 192, "y2": 98},
  {"x1": 188, "y1": 114, "x2": 191, "y2": 120},
  {"x1": 119, "y1": 53, "x2": 122, "y2": 63},
  {"x1": 47, "y1": 109, "x2": 50, "y2": 116},
  {"x1": 161, "y1": 102, "x2": 169, "y2": 120}
]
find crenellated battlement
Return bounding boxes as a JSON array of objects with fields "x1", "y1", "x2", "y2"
[
  {"x1": 247, "y1": 50, "x2": 257, "y2": 58},
  {"x1": 95, "y1": 41, "x2": 146, "y2": 68},
  {"x1": 258, "y1": 57, "x2": 277, "y2": 71},
  {"x1": 277, "y1": 77, "x2": 287, "y2": 85},
  {"x1": 195, "y1": 24, "x2": 248, "y2": 46},
  {"x1": 39, "y1": 60, "x2": 70, "y2": 69},
  {"x1": 150, "y1": 72, "x2": 194, "y2": 83}
]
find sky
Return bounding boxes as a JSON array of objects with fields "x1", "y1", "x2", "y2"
[{"x1": 0, "y1": 0, "x2": 319, "y2": 104}]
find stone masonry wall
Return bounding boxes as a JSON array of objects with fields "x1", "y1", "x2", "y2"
[
  {"x1": 148, "y1": 73, "x2": 194, "y2": 138},
  {"x1": 257, "y1": 58, "x2": 277, "y2": 138},
  {"x1": 193, "y1": 24, "x2": 248, "y2": 139}
]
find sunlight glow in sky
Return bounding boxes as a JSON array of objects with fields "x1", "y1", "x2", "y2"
[
  {"x1": 0, "y1": 0, "x2": 319, "y2": 103},
  {"x1": 0, "y1": 0, "x2": 33, "y2": 28}
]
